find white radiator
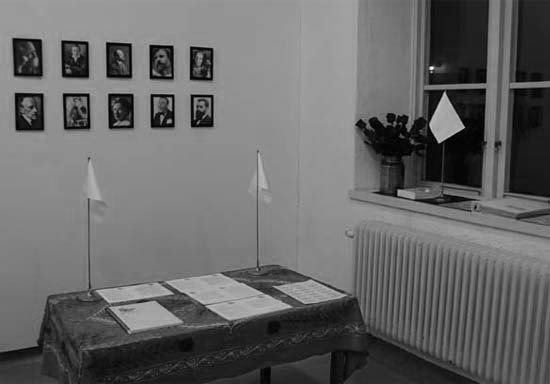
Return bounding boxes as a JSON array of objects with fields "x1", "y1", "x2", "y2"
[{"x1": 353, "y1": 221, "x2": 550, "y2": 384}]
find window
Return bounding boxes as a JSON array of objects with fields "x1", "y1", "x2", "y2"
[
  {"x1": 509, "y1": 0, "x2": 550, "y2": 197},
  {"x1": 419, "y1": 0, "x2": 550, "y2": 199}
]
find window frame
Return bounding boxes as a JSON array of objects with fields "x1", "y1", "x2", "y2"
[{"x1": 415, "y1": 0, "x2": 549, "y2": 201}]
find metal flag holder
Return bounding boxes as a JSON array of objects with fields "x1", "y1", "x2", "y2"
[
  {"x1": 248, "y1": 150, "x2": 269, "y2": 276},
  {"x1": 434, "y1": 142, "x2": 451, "y2": 203},
  {"x1": 78, "y1": 157, "x2": 101, "y2": 302}
]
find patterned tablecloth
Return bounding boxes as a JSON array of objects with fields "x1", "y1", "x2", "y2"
[{"x1": 38, "y1": 265, "x2": 369, "y2": 384}]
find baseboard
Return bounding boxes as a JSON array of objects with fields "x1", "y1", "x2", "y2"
[
  {"x1": 366, "y1": 336, "x2": 478, "y2": 384},
  {"x1": 0, "y1": 346, "x2": 41, "y2": 367}
]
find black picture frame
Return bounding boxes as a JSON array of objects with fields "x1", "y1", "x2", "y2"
[
  {"x1": 15, "y1": 93, "x2": 44, "y2": 131},
  {"x1": 190, "y1": 94, "x2": 214, "y2": 128},
  {"x1": 106, "y1": 42, "x2": 132, "y2": 78},
  {"x1": 108, "y1": 94, "x2": 134, "y2": 129},
  {"x1": 61, "y1": 41, "x2": 89, "y2": 78},
  {"x1": 13, "y1": 38, "x2": 43, "y2": 77},
  {"x1": 190, "y1": 46, "x2": 213, "y2": 81},
  {"x1": 63, "y1": 93, "x2": 90, "y2": 130},
  {"x1": 151, "y1": 94, "x2": 175, "y2": 128},
  {"x1": 150, "y1": 45, "x2": 174, "y2": 80}
]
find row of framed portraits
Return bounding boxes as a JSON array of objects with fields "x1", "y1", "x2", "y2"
[
  {"x1": 15, "y1": 93, "x2": 214, "y2": 130},
  {"x1": 13, "y1": 38, "x2": 213, "y2": 80}
]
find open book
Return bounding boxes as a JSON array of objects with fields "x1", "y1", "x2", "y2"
[
  {"x1": 96, "y1": 282, "x2": 173, "y2": 304},
  {"x1": 206, "y1": 294, "x2": 291, "y2": 321},
  {"x1": 474, "y1": 197, "x2": 550, "y2": 219},
  {"x1": 108, "y1": 301, "x2": 183, "y2": 334},
  {"x1": 166, "y1": 274, "x2": 263, "y2": 305}
]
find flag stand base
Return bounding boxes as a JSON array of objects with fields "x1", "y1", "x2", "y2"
[
  {"x1": 247, "y1": 266, "x2": 270, "y2": 276},
  {"x1": 434, "y1": 194, "x2": 451, "y2": 204},
  {"x1": 77, "y1": 290, "x2": 101, "y2": 302}
]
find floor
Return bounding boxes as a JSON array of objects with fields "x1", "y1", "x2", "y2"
[
  {"x1": 0, "y1": 339, "x2": 476, "y2": 384},
  {"x1": 0, "y1": 351, "x2": 409, "y2": 384}
]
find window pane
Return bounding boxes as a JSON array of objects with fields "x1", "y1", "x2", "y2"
[
  {"x1": 509, "y1": 89, "x2": 550, "y2": 197},
  {"x1": 515, "y1": 0, "x2": 550, "y2": 82},
  {"x1": 428, "y1": 0, "x2": 489, "y2": 84},
  {"x1": 425, "y1": 90, "x2": 485, "y2": 187}
]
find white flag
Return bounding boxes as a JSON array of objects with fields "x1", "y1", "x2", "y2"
[
  {"x1": 248, "y1": 152, "x2": 272, "y2": 204},
  {"x1": 429, "y1": 91, "x2": 466, "y2": 144},
  {"x1": 85, "y1": 158, "x2": 107, "y2": 221}
]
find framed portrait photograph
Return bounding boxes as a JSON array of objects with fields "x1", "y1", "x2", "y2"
[
  {"x1": 106, "y1": 42, "x2": 132, "y2": 78},
  {"x1": 151, "y1": 94, "x2": 175, "y2": 128},
  {"x1": 62, "y1": 41, "x2": 89, "y2": 78},
  {"x1": 15, "y1": 93, "x2": 44, "y2": 131},
  {"x1": 13, "y1": 38, "x2": 43, "y2": 77},
  {"x1": 150, "y1": 45, "x2": 174, "y2": 79},
  {"x1": 63, "y1": 94, "x2": 90, "y2": 129},
  {"x1": 108, "y1": 94, "x2": 134, "y2": 128},
  {"x1": 190, "y1": 46, "x2": 213, "y2": 81},
  {"x1": 190, "y1": 95, "x2": 214, "y2": 127}
]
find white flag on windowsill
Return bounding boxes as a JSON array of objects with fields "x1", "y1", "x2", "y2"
[{"x1": 429, "y1": 91, "x2": 465, "y2": 143}]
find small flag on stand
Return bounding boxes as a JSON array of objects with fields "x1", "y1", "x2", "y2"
[
  {"x1": 429, "y1": 91, "x2": 465, "y2": 143},
  {"x1": 248, "y1": 152, "x2": 272, "y2": 205},
  {"x1": 85, "y1": 158, "x2": 107, "y2": 222}
]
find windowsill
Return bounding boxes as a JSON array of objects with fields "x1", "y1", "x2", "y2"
[{"x1": 349, "y1": 189, "x2": 550, "y2": 239}]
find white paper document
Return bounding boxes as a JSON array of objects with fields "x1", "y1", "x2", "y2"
[
  {"x1": 96, "y1": 282, "x2": 173, "y2": 304},
  {"x1": 108, "y1": 301, "x2": 183, "y2": 334},
  {"x1": 171, "y1": 282, "x2": 263, "y2": 305},
  {"x1": 199, "y1": 273, "x2": 240, "y2": 287},
  {"x1": 274, "y1": 280, "x2": 347, "y2": 305},
  {"x1": 166, "y1": 273, "x2": 240, "y2": 292},
  {"x1": 166, "y1": 274, "x2": 263, "y2": 305},
  {"x1": 207, "y1": 294, "x2": 291, "y2": 321}
]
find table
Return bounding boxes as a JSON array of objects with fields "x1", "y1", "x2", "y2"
[{"x1": 38, "y1": 265, "x2": 369, "y2": 384}]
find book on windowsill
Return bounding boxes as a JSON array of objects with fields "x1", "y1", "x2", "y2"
[
  {"x1": 474, "y1": 197, "x2": 550, "y2": 219},
  {"x1": 107, "y1": 301, "x2": 183, "y2": 334},
  {"x1": 397, "y1": 187, "x2": 441, "y2": 200}
]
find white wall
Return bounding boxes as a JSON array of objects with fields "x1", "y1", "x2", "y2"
[
  {"x1": 297, "y1": 0, "x2": 359, "y2": 289},
  {"x1": 2, "y1": 0, "x2": 549, "y2": 354},
  {"x1": 0, "y1": 0, "x2": 300, "y2": 351}
]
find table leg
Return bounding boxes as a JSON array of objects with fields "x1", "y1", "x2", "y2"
[
  {"x1": 260, "y1": 366, "x2": 271, "y2": 384},
  {"x1": 330, "y1": 351, "x2": 346, "y2": 384}
]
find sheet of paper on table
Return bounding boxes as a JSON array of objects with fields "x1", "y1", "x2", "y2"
[
  {"x1": 166, "y1": 274, "x2": 263, "y2": 305},
  {"x1": 108, "y1": 301, "x2": 183, "y2": 334},
  {"x1": 168, "y1": 281, "x2": 263, "y2": 305},
  {"x1": 206, "y1": 294, "x2": 292, "y2": 321},
  {"x1": 274, "y1": 279, "x2": 347, "y2": 305},
  {"x1": 166, "y1": 273, "x2": 240, "y2": 292},
  {"x1": 96, "y1": 282, "x2": 174, "y2": 304}
]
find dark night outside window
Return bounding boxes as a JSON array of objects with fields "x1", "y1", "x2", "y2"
[
  {"x1": 509, "y1": 0, "x2": 550, "y2": 197},
  {"x1": 428, "y1": 0, "x2": 488, "y2": 85},
  {"x1": 426, "y1": 90, "x2": 485, "y2": 188},
  {"x1": 515, "y1": 0, "x2": 550, "y2": 82},
  {"x1": 426, "y1": 0, "x2": 488, "y2": 188}
]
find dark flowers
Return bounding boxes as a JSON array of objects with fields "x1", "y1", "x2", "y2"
[{"x1": 355, "y1": 114, "x2": 427, "y2": 157}]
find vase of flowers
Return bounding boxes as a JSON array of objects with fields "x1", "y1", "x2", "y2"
[{"x1": 356, "y1": 113, "x2": 427, "y2": 196}]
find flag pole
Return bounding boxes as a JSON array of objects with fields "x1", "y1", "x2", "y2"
[
  {"x1": 440, "y1": 142, "x2": 445, "y2": 195},
  {"x1": 249, "y1": 150, "x2": 268, "y2": 276},
  {"x1": 79, "y1": 156, "x2": 100, "y2": 302},
  {"x1": 435, "y1": 142, "x2": 448, "y2": 203},
  {"x1": 88, "y1": 186, "x2": 91, "y2": 291},
  {"x1": 256, "y1": 150, "x2": 260, "y2": 272}
]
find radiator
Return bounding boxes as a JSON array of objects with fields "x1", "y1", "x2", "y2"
[{"x1": 353, "y1": 221, "x2": 550, "y2": 384}]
